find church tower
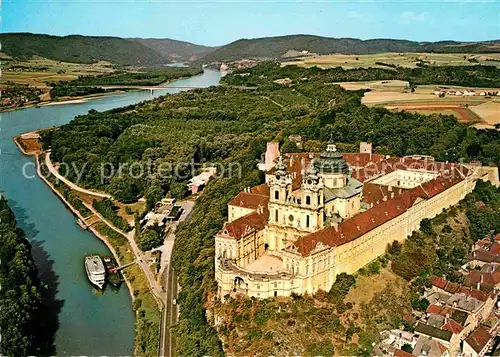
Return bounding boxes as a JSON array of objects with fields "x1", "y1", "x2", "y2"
[
  {"x1": 299, "y1": 164, "x2": 325, "y2": 231},
  {"x1": 269, "y1": 155, "x2": 292, "y2": 207}
]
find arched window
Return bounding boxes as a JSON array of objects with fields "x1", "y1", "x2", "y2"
[
  {"x1": 306, "y1": 195, "x2": 311, "y2": 205},
  {"x1": 275, "y1": 190, "x2": 280, "y2": 200},
  {"x1": 306, "y1": 215, "x2": 310, "y2": 228},
  {"x1": 275, "y1": 209, "x2": 279, "y2": 222}
]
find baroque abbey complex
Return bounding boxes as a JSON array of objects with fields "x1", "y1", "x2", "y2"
[{"x1": 215, "y1": 140, "x2": 487, "y2": 299}]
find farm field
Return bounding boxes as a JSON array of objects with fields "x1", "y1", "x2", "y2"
[
  {"x1": 337, "y1": 79, "x2": 500, "y2": 129},
  {"x1": 1, "y1": 56, "x2": 116, "y2": 87},
  {"x1": 283, "y1": 52, "x2": 500, "y2": 69},
  {"x1": 470, "y1": 101, "x2": 500, "y2": 126},
  {"x1": 385, "y1": 104, "x2": 482, "y2": 123}
]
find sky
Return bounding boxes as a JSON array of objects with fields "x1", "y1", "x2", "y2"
[{"x1": 3, "y1": 0, "x2": 499, "y2": 46}]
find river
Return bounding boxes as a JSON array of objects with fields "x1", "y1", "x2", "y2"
[{"x1": 0, "y1": 69, "x2": 222, "y2": 355}]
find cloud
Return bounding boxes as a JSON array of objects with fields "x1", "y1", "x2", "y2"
[{"x1": 398, "y1": 11, "x2": 429, "y2": 25}]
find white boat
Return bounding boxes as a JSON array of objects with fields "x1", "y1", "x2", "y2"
[{"x1": 84, "y1": 255, "x2": 106, "y2": 290}]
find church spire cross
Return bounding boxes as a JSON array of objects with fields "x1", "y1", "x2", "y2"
[{"x1": 326, "y1": 132, "x2": 337, "y2": 152}]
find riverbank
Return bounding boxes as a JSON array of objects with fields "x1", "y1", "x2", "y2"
[
  {"x1": 1, "y1": 90, "x2": 127, "y2": 113},
  {"x1": 32, "y1": 152, "x2": 136, "y2": 302},
  {"x1": 14, "y1": 135, "x2": 161, "y2": 356}
]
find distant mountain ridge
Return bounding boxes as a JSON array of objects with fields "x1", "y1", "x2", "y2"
[
  {"x1": 131, "y1": 38, "x2": 218, "y2": 62},
  {"x1": 196, "y1": 34, "x2": 500, "y2": 64},
  {"x1": 2, "y1": 33, "x2": 499, "y2": 67}
]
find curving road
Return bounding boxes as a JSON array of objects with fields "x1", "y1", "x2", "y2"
[{"x1": 45, "y1": 152, "x2": 112, "y2": 199}]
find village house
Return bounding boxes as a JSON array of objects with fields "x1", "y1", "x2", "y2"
[
  {"x1": 380, "y1": 329, "x2": 418, "y2": 351},
  {"x1": 463, "y1": 325, "x2": 494, "y2": 357},
  {"x1": 187, "y1": 167, "x2": 217, "y2": 194}
]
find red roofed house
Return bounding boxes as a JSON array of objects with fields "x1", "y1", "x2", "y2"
[
  {"x1": 463, "y1": 326, "x2": 493, "y2": 357},
  {"x1": 215, "y1": 140, "x2": 479, "y2": 299}
]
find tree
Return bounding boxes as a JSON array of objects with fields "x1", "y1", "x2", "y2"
[
  {"x1": 170, "y1": 181, "x2": 188, "y2": 200},
  {"x1": 138, "y1": 228, "x2": 163, "y2": 251},
  {"x1": 108, "y1": 176, "x2": 139, "y2": 203},
  {"x1": 420, "y1": 218, "x2": 433, "y2": 236},
  {"x1": 402, "y1": 343, "x2": 413, "y2": 353},
  {"x1": 0, "y1": 198, "x2": 54, "y2": 355},
  {"x1": 145, "y1": 185, "x2": 164, "y2": 211}
]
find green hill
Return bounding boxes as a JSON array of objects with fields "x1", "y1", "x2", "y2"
[
  {"x1": 196, "y1": 34, "x2": 500, "y2": 64},
  {"x1": 3, "y1": 33, "x2": 499, "y2": 67},
  {"x1": 0, "y1": 33, "x2": 170, "y2": 66},
  {"x1": 131, "y1": 38, "x2": 217, "y2": 62}
]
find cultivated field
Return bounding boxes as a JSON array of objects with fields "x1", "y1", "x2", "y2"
[
  {"x1": 337, "y1": 79, "x2": 500, "y2": 128},
  {"x1": 1, "y1": 56, "x2": 116, "y2": 87},
  {"x1": 283, "y1": 52, "x2": 500, "y2": 69},
  {"x1": 470, "y1": 101, "x2": 500, "y2": 126}
]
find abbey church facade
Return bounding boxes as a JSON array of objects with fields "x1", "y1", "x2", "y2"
[{"x1": 215, "y1": 141, "x2": 486, "y2": 299}]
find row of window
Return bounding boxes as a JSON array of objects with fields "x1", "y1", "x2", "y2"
[{"x1": 274, "y1": 190, "x2": 322, "y2": 206}]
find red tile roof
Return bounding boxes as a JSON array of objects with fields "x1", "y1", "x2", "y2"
[
  {"x1": 438, "y1": 342, "x2": 448, "y2": 354},
  {"x1": 228, "y1": 191, "x2": 269, "y2": 210},
  {"x1": 362, "y1": 182, "x2": 407, "y2": 205},
  {"x1": 459, "y1": 286, "x2": 491, "y2": 302},
  {"x1": 250, "y1": 184, "x2": 270, "y2": 196},
  {"x1": 466, "y1": 270, "x2": 500, "y2": 288},
  {"x1": 466, "y1": 326, "x2": 492, "y2": 354},
  {"x1": 431, "y1": 277, "x2": 448, "y2": 290},
  {"x1": 469, "y1": 248, "x2": 500, "y2": 264},
  {"x1": 352, "y1": 156, "x2": 470, "y2": 182},
  {"x1": 426, "y1": 304, "x2": 452, "y2": 317},
  {"x1": 431, "y1": 276, "x2": 491, "y2": 301},
  {"x1": 342, "y1": 153, "x2": 385, "y2": 168},
  {"x1": 441, "y1": 319, "x2": 463, "y2": 334},
  {"x1": 393, "y1": 349, "x2": 414, "y2": 357},
  {"x1": 220, "y1": 208, "x2": 268, "y2": 240},
  {"x1": 490, "y1": 244, "x2": 500, "y2": 256}
]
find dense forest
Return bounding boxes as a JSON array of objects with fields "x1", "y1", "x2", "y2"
[
  {"x1": 59, "y1": 67, "x2": 203, "y2": 86},
  {"x1": 49, "y1": 84, "x2": 107, "y2": 98},
  {"x1": 0, "y1": 197, "x2": 54, "y2": 356},
  {"x1": 223, "y1": 61, "x2": 500, "y2": 88}
]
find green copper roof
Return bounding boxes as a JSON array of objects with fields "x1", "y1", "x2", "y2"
[{"x1": 313, "y1": 141, "x2": 349, "y2": 174}]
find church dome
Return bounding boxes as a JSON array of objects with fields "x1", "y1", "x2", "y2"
[{"x1": 313, "y1": 139, "x2": 349, "y2": 174}]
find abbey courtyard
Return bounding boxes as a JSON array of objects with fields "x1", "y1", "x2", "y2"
[{"x1": 215, "y1": 140, "x2": 499, "y2": 299}]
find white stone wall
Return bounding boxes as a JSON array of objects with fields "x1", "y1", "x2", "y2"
[{"x1": 370, "y1": 169, "x2": 439, "y2": 189}]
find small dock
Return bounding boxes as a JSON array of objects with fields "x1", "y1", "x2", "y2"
[{"x1": 110, "y1": 261, "x2": 137, "y2": 273}]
